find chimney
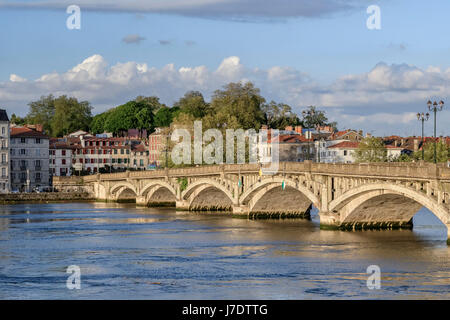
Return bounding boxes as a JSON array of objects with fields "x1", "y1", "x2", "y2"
[
  {"x1": 294, "y1": 126, "x2": 303, "y2": 135},
  {"x1": 285, "y1": 126, "x2": 293, "y2": 132}
]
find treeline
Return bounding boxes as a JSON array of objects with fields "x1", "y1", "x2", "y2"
[{"x1": 11, "y1": 81, "x2": 338, "y2": 137}]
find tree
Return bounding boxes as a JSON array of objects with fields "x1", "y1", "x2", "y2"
[
  {"x1": 354, "y1": 137, "x2": 387, "y2": 163},
  {"x1": 27, "y1": 94, "x2": 56, "y2": 134},
  {"x1": 413, "y1": 141, "x2": 449, "y2": 163},
  {"x1": 301, "y1": 106, "x2": 337, "y2": 131},
  {"x1": 135, "y1": 96, "x2": 166, "y2": 113},
  {"x1": 174, "y1": 91, "x2": 210, "y2": 119},
  {"x1": 154, "y1": 106, "x2": 175, "y2": 127},
  {"x1": 90, "y1": 111, "x2": 111, "y2": 134},
  {"x1": 10, "y1": 113, "x2": 27, "y2": 125},
  {"x1": 263, "y1": 101, "x2": 300, "y2": 129},
  {"x1": 210, "y1": 82, "x2": 265, "y2": 130},
  {"x1": 51, "y1": 95, "x2": 92, "y2": 137}
]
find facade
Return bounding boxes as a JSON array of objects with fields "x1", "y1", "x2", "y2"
[
  {"x1": 149, "y1": 128, "x2": 166, "y2": 167},
  {"x1": 324, "y1": 141, "x2": 360, "y2": 163},
  {"x1": 71, "y1": 136, "x2": 149, "y2": 174},
  {"x1": 0, "y1": 110, "x2": 10, "y2": 193},
  {"x1": 10, "y1": 127, "x2": 49, "y2": 191},
  {"x1": 49, "y1": 139, "x2": 73, "y2": 177}
]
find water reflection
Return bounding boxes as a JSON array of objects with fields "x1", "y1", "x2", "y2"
[{"x1": 0, "y1": 202, "x2": 448, "y2": 299}]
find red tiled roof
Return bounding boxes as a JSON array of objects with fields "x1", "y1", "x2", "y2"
[
  {"x1": 327, "y1": 141, "x2": 360, "y2": 149},
  {"x1": 11, "y1": 127, "x2": 48, "y2": 139},
  {"x1": 268, "y1": 134, "x2": 310, "y2": 144}
]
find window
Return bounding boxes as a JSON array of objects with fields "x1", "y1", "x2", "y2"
[
  {"x1": 35, "y1": 138, "x2": 41, "y2": 144},
  {"x1": 140, "y1": 159, "x2": 144, "y2": 166},
  {"x1": 1, "y1": 127, "x2": 4, "y2": 135},
  {"x1": 10, "y1": 160, "x2": 14, "y2": 169},
  {"x1": 10, "y1": 149, "x2": 15, "y2": 155},
  {"x1": 35, "y1": 172, "x2": 41, "y2": 180},
  {"x1": 62, "y1": 150, "x2": 66, "y2": 156},
  {"x1": 20, "y1": 138, "x2": 26, "y2": 144},
  {"x1": 62, "y1": 159, "x2": 66, "y2": 165},
  {"x1": 114, "y1": 149, "x2": 117, "y2": 155},
  {"x1": 2, "y1": 168, "x2": 5, "y2": 177},
  {"x1": 20, "y1": 149, "x2": 26, "y2": 155},
  {"x1": 1, "y1": 153, "x2": 6, "y2": 163},
  {"x1": 344, "y1": 150, "x2": 347, "y2": 156},
  {"x1": 35, "y1": 160, "x2": 41, "y2": 168}
]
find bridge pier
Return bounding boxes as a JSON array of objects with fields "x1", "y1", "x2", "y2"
[
  {"x1": 136, "y1": 196, "x2": 147, "y2": 206},
  {"x1": 318, "y1": 212, "x2": 341, "y2": 230},
  {"x1": 447, "y1": 225, "x2": 450, "y2": 245},
  {"x1": 176, "y1": 200, "x2": 190, "y2": 211}
]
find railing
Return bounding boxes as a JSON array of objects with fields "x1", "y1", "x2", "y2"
[
  {"x1": 76, "y1": 162, "x2": 450, "y2": 182},
  {"x1": 20, "y1": 166, "x2": 27, "y2": 171}
]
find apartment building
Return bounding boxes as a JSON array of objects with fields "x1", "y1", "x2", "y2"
[
  {"x1": 0, "y1": 109, "x2": 10, "y2": 193},
  {"x1": 10, "y1": 126, "x2": 49, "y2": 191},
  {"x1": 49, "y1": 138, "x2": 73, "y2": 177}
]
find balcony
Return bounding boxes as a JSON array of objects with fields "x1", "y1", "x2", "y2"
[
  {"x1": 35, "y1": 166, "x2": 41, "y2": 171},
  {"x1": 20, "y1": 166, "x2": 27, "y2": 171},
  {"x1": 35, "y1": 178, "x2": 41, "y2": 182}
]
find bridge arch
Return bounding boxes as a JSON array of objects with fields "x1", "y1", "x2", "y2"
[
  {"x1": 140, "y1": 181, "x2": 177, "y2": 205},
  {"x1": 240, "y1": 178, "x2": 320, "y2": 209},
  {"x1": 182, "y1": 179, "x2": 235, "y2": 210},
  {"x1": 329, "y1": 183, "x2": 449, "y2": 226},
  {"x1": 109, "y1": 182, "x2": 138, "y2": 201}
]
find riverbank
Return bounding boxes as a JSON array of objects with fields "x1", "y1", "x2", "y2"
[{"x1": 0, "y1": 192, "x2": 94, "y2": 204}]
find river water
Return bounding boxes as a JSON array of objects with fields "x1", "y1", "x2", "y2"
[{"x1": 0, "y1": 202, "x2": 449, "y2": 299}]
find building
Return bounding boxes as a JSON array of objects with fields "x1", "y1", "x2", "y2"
[
  {"x1": 49, "y1": 138, "x2": 73, "y2": 177},
  {"x1": 10, "y1": 126, "x2": 49, "y2": 191},
  {"x1": 149, "y1": 128, "x2": 166, "y2": 167},
  {"x1": 324, "y1": 141, "x2": 360, "y2": 163},
  {"x1": 130, "y1": 143, "x2": 149, "y2": 170},
  {"x1": 0, "y1": 109, "x2": 10, "y2": 193}
]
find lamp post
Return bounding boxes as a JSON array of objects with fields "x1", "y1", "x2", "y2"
[
  {"x1": 416, "y1": 112, "x2": 429, "y2": 161},
  {"x1": 427, "y1": 100, "x2": 444, "y2": 163},
  {"x1": 302, "y1": 109, "x2": 316, "y2": 161}
]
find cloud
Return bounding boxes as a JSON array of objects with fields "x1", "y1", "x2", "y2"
[
  {"x1": 0, "y1": 0, "x2": 371, "y2": 20},
  {"x1": 1, "y1": 54, "x2": 449, "y2": 135},
  {"x1": 159, "y1": 40, "x2": 171, "y2": 46},
  {"x1": 122, "y1": 34, "x2": 146, "y2": 44}
]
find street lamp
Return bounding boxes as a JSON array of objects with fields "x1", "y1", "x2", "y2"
[
  {"x1": 427, "y1": 100, "x2": 444, "y2": 163},
  {"x1": 302, "y1": 109, "x2": 316, "y2": 161},
  {"x1": 416, "y1": 112, "x2": 429, "y2": 161}
]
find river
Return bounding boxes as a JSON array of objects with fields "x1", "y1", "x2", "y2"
[{"x1": 0, "y1": 202, "x2": 449, "y2": 299}]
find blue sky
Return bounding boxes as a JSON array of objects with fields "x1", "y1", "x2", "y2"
[{"x1": 0, "y1": 0, "x2": 449, "y2": 136}]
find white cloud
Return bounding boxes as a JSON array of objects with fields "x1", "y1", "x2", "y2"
[
  {"x1": 1, "y1": 54, "x2": 449, "y2": 135},
  {"x1": 122, "y1": 34, "x2": 146, "y2": 44},
  {"x1": 0, "y1": 0, "x2": 369, "y2": 20}
]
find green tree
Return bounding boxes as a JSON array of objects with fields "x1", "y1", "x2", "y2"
[
  {"x1": 154, "y1": 106, "x2": 175, "y2": 127},
  {"x1": 210, "y1": 82, "x2": 265, "y2": 130},
  {"x1": 301, "y1": 106, "x2": 337, "y2": 130},
  {"x1": 263, "y1": 101, "x2": 300, "y2": 129},
  {"x1": 174, "y1": 91, "x2": 210, "y2": 119},
  {"x1": 27, "y1": 94, "x2": 56, "y2": 134},
  {"x1": 413, "y1": 141, "x2": 449, "y2": 163},
  {"x1": 135, "y1": 96, "x2": 166, "y2": 113},
  {"x1": 10, "y1": 113, "x2": 27, "y2": 125},
  {"x1": 51, "y1": 95, "x2": 92, "y2": 137},
  {"x1": 354, "y1": 137, "x2": 387, "y2": 163},
  {"x1": 90, "y1": 111, "x2": 111, "y2": 134}
]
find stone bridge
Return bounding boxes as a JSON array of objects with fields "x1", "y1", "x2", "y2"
[{"x1": 67, "y1": 162, "x2": 450, "y2": 243}]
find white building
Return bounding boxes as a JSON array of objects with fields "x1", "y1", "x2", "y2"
[
  {"x1": 0, "y1": 109, "x2": 10, "y2": 193},
  {"x1": 10, "y1": 127, "x2": 50, "y2": 192},
  {"x1": 49, "y1": 139, "x2": 73, "y2": 177},
  {"x1": 323, "y1": 141, "x2": 360, "y2": 163}
]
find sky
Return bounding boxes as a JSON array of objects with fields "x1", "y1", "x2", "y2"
[{"x1": 0, "y1": 0, "x2": 449, "y2": 136}]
